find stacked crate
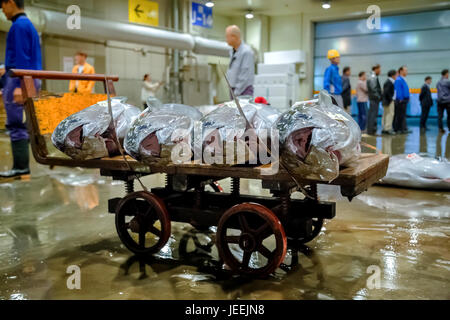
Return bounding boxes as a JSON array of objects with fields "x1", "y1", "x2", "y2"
[
  {"x1": 254, "y1": 64, "x2": 297, "y2": 112},
  {"x1": 253, "y1": 50, "x2": 305, "y2": 112}
]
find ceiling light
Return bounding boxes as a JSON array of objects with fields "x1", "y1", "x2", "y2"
[
  {"x1": 245, "y1": 12, "x2": 254, "y2": 19},
  {"x1": 322, "y1": 1, "x2": 331, "y2": 9},
  {"x1": 205, "y1": 1, "x2": 214, "y2": 8}
]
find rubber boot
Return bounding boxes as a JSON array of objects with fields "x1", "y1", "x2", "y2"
[{"x1": 0, "y1": 139, "x2": 30, "y2": 178}]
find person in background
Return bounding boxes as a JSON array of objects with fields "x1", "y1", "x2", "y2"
[
  {"x1": 341, "y1": 66, "x2": 352, "y2": 114},
  {"x1": 0, "y1": 63, "x2": 6, "y2": 90},
  {"x1": 381, "y1": 69, "x2": 397, "y2": 135},
  {"x1": 68, "y1": 51, "x2": 95, "y2": 93},
  {"x1": 0, "y1": 0, "x2": 42, "y2": 178},
  {"x1": 393, "y1": 66, "x2": 411, "y2": 134},
  {"x1": 419, "y1": 76, "x2": 433, "y2": 132},
  {"x1": 356, "y1": 71, "x2": 368, "y2": 131},
  {"x1": 141, "y1": 74, "x2": 163, "y2": 109},
  {"x1": 323, "y1": 49, "x2": 343, "y2": 108},
  {"x1": 367, "y1": 64, "x2": 382, "y2": 135},
  {"x1": 436, "y1": 69, "x2": 450, "y2": 133},
  {"x1": 225, "y1": 25, "x2": 255, "y2": 97}
]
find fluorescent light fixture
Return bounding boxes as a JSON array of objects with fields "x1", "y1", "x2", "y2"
[
  {"x1": 205, "y1": 1, "x2": 214, "y2": 7},
  {"x1": 245, "y1": 12, "x2": 254, "y2": 19},
  {"x1": 322, "y1": 1, "x2": 331, "y2": 9}
]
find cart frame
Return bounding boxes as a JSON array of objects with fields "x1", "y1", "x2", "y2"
[{"x1": 12, "y1": 69, "x2": 389, "y2": 277}]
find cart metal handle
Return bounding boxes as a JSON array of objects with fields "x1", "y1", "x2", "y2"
[
  {"x1": 9, "y1": 69, "x2": 119, "y2": 82},
  {"x1": 10, "y1": 69, "x2": 119, "y2": 99}
]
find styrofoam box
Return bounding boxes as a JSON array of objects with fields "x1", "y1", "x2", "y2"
[
  {"x1": 254, "y1": 85, "x2": 270, "y2": 98},
  {"x1": 254, "y1": 73, "x2": 293, "y2": 85},
  {"x1": 269, "y1": 84, "x2": 292, "y2": 97},
  {"x1": 257, "y1": 63, "x2": 295, "y2": 75},
  {"x1": 264, "y1": 50, "x2": 305, "y2": 65}
]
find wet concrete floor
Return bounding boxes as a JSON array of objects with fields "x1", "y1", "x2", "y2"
[{"x1": 0, "y1": 118, "x2": 449, "y2": 300}]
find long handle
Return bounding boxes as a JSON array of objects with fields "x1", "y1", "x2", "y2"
[{"x1": 10, "y1": 69, "x2": 119, "y2": 82}]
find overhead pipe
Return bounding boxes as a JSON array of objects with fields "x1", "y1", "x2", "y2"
[
  {"x1": 38, "y1": 10, "x2": 229, "y2": 57},
  {"x1": 193, "y1": 36, "x2": 230, "y2": 57}
]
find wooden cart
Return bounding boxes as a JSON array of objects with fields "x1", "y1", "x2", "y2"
[{"x1": 13, "y1": 69, "x2": 389, "y2": 277}]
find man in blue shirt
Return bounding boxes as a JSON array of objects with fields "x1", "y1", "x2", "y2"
[
  {"x1": 323, "y1": 49, "x2": 343, "y2": 108},
  {"x1": 393, "y1": 66, "x2": 411, "y2": 134},
  {"x1": 0, "y1": 0, "x2": 42, "y2": 178}
]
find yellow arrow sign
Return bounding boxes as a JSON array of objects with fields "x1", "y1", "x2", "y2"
[{"x1": 128, "y1": 0, "x2": 159, "y2": 27}]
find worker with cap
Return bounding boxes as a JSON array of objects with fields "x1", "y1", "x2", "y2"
[
  {"x1": 0, "y1": 0, "x2": 42, "y2": 178},
  {"x1": 323, "y1": 49, "x2": 343, "y2": 108}
]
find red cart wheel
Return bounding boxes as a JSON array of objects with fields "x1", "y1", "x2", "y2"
[
  {"x1": 216, "y1": 202, "x2": 287, "y2": 277},
  {"x1": 115, "y1": 191, "x2": 171, "y2": 255}
]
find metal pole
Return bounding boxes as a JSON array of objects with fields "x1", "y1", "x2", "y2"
[{"x1": 173, "y1": 0, "x2": 181, "y2": 103}]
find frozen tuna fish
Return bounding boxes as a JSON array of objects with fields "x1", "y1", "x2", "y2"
[
  {"x1": 124, "y1": 104, "x2": 201, "y2": 165},
  {"x1": 198, "y1": 100, "x2": 280, "y2": 165},
  {"x1": 51, "y1": 97, "x2": 141, "y2": 160},
  {"x1": 381, "y1": 153, "x2": 450, "y2": 190},
  {"x1": 275, "y1": 91, "x2": 361, "y2": 181}
]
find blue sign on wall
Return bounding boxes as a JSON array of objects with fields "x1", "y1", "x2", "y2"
[{"x1": 191, "y1": 2, "x2": 213, "y2": 28}]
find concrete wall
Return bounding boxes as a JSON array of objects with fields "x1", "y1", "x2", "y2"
[{"x1": 269, "y1": 15, "x2": 302, "y2": 51}]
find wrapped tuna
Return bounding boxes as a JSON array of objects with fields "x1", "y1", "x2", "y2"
[
  {"x1": 51, "y1": 97, "x2": 140, "y2": 160},
  {"x1": 124, "y1": 103, "x2": 202, "y2": 165},
  {"x1": 275, "y1": 91, "x2": 361, "y2": 181},
  {"x1": 381, "y1": 153, "x2": 450, "y2": 190},
  {"x1": 198, "y1": 100, "x2": 280, "y2": 165}
]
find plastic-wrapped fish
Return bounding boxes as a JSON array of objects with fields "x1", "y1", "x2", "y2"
[
  {"x1": 51, "y1": 97, "x2": 141, "y2": 160},
  {"x1": 124, "y1": 104, "x2": 202, "y2": 165},
  {"x1": 198, "y1": 104, "x2": 248, "y2": 165},
  {"x1": 198, "y1": 100, "x2": 281, "y2": 165},
  {"x1": 275, "y1": 91, "x2": 361, "y2": 181},
  {"x1": 243, "y1": 102, "x2": 281, "y2": 136},
  {"x1": 381, "y1": 153, "x2": 450, "y2": 190}
]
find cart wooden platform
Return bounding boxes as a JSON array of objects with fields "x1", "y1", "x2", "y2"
[{"x1": 13, "y1": 69, "x2": 389, "y2": 277}]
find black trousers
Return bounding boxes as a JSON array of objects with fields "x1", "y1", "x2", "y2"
[
  {"x1": 367, "y1": 99, "x2": 379, "y2": 134},
  {"x1": 437, "y1": 102, "x2": 450, "y2": 130},
  {"x1": 393, "y1": 100, "x2": 408, "y2": 132},
  {"x1": 420, "y1": 103, "x2": 432, "y2": 129}
]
